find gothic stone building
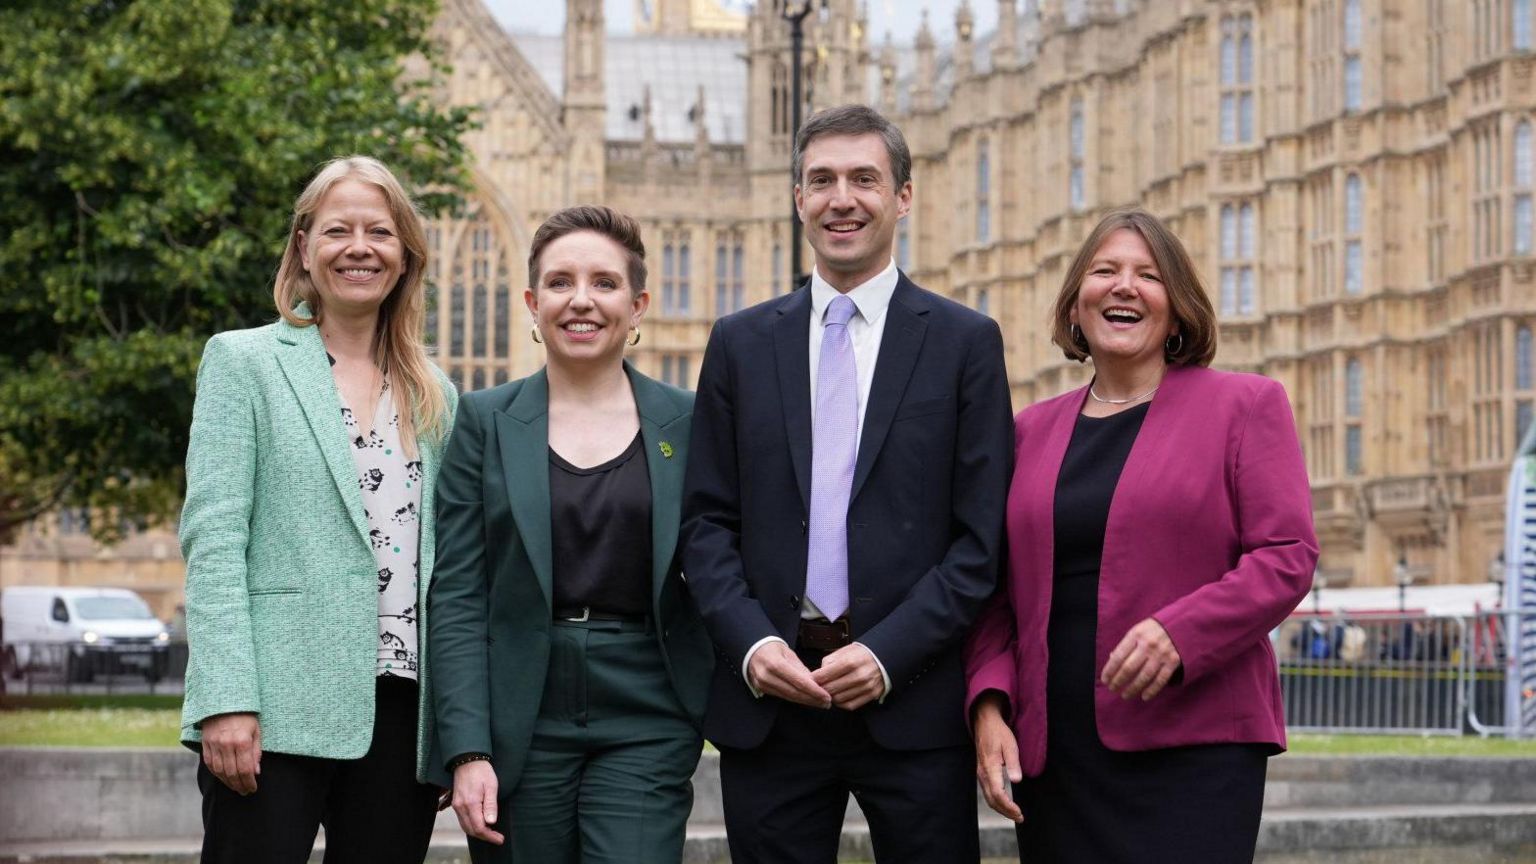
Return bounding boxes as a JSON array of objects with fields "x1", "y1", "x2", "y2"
[
  {"x1": 422, "y1": 0, "x2": 1536, "y2": 590},
  {"x1": 6, "y1": 0, "x2": 1534, "y2": 602}
]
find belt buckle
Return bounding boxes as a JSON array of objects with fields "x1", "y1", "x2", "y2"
[{"x1": 562, "y1": 606, "x2": 591, "y2": 623}]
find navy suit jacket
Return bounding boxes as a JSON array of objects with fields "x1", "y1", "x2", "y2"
[{"x1": 682, "y1": 272, "x2": 1014, "y2": 750}]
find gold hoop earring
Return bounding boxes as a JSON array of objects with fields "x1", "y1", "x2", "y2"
[
  {"x1": 531, "y1": 326, "x2": 544, "y2": 344},
  {"x1": 628, "y1": 327, "x2": 642, "y2": 347}
]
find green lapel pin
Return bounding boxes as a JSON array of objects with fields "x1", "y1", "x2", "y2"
[{"x1": 659, "y1": 441, "x2": 674, "y2": 459}]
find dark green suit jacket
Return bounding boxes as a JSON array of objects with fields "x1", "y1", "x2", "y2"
[{"x1": 426, "y1": 364, "x2": 713, "y2": 788}]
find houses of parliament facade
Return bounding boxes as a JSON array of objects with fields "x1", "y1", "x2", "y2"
[{"x1": 6, "y1": 0, "x2": 1535, "y2": 611}]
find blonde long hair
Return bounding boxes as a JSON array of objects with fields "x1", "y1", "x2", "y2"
[{"x1": 273, "y1": 156, "x2": 448, "y2": 453}]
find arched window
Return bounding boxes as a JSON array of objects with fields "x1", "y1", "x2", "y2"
[
  {"x1": 472, "y1": 281, "x2": 487, "y2": 357},
  {"x1": 714, "y1": 238, "x2": 728, "y2": 316},
  {"x1": 662, "y1": 241, "x2": 676, "y2": 314},
  {"x1": 1345, "y1": 173, "x2": 1364, "y2": 234},
  {"x1": 976, "y1": 139, "x2": 991, "y2": 243},
  {"x1": 1344, "y1": 173, "x2": 1364, "y2": 294},
  {"x1": 1343, "y1": 0, "x2": 1364, "y2": 110},
  {"x1": 1345, "y1": 358, "x2": 1363, "y2": 417},
  {"x1": 1518, "y1": 325, "x2": 1533, "y2": 390},
  {"x1": 678, "y1": 241, "x2": 692, "y2": 315},
  {"x1": 1220, "y1": 15, "x2": 1256, "y2": 144},
  {"x1": 1219, "y1": 202, "x2": 1258, "y2": 315}
]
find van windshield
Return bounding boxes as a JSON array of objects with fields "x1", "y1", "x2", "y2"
[{"x1": 74, "y1": 597, "x2": 155, "y2": 621}]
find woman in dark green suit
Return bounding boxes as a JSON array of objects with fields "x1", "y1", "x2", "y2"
[{"x1": 429, "y1": 206, "x2": 713, "y2": 862}]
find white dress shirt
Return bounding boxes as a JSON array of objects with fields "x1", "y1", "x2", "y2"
[{"x1": 742, "y1": 261, "x2": 898, "y2": 700}]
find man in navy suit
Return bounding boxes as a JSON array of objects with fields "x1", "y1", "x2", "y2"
[{"x1": 682, "y1": 104, "x2": 1014, "y2": 863}]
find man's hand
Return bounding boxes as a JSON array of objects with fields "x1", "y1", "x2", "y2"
[
  {"x1": 1102, "y1": 617, "x2": 1182, "y2": 701},
  {"x1": 748, "y1": 641, "x2": 832, "y2": 708},
  {"x1": 971, "y1": 693, "x2": 1023, "y2": 822},
  {"x1": 201, "y1": 712, "x2": 262, "y2": 795},
  {"x1": 811, "y1": 643, "x2": 885, "y2": 710},
  {"x1": 451, "y1": 760, "x2": 505, "y2": 845}
]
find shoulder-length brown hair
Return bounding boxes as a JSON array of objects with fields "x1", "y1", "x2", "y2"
[
  {"x1": 1050, "y1": 208, "x2": 1217, "y2": 367},
  {"x1": 273, "y1": 156, "x2": 448, "y2": 454}
]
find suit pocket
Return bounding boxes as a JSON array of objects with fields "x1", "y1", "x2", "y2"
[
  {"x1": 893, "y1": 395, "x2": 954, "y2": 422},
  {"x1": 248, "y1": 588, "x2": 303, "y2": 597}
]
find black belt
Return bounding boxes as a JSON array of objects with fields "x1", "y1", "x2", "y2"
[
  {"x1": 553, "y1": 605, "x2": 648, "y2": 624},
  {"x1": 797, "y1": 617, "x2": 852, "y2": 652}
]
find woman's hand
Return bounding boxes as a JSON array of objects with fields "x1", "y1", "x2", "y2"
[
  {"x1": 201, "y1": 712, "x2": 262, "y2": 795},
  {"x1": 451, "y1": 760, "x2": 505, "y2": 845},
  {"x1": 971, "y1": 693, "x2": 1023, "y2": 823},
  {"x1": 1102, "y1": 618, "x2": 1182, "y2": 701}
]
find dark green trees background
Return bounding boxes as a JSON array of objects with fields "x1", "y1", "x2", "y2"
[{"x1": 0, "y1": 0, "x2": 475, "y2": 541}]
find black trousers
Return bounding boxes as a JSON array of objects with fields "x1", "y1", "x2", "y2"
[
  {"x1": 717, "y1": 647, "x2": 980, "y2": 864},
  {"x1": 198, "y1": 676, "x2": 439, "y2": 864}
]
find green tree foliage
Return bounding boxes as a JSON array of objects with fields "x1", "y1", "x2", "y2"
[{"x1": 0, "y1": 0, "x2": 474, "y2": 542}]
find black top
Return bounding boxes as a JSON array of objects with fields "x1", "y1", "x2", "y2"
[
  {"x1": 1015, "y1": 400, "x2": 1271, "y2": 861},
  {"x1": 549, "y1": 431, "x2": 653, "y2": 616},
  {"x1": 1047, "y1": 402, "x2": 1150, "y2": 722}
]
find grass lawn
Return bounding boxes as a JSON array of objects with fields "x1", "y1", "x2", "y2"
[
  {"x1": 1288, "y1": 732, "x2": 1536, "y2": 757},
  {"x1": 4, "y1": 695, "x2": 1536, "y2": 755},
  {"x1": 0, "y1": 694, "x2": 182, "y2": 747}
]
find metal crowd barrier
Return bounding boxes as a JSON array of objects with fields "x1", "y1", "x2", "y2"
[
  {"x1": 1277, "y1": 611, "x2": 1514, "y2": 736},
  {"x1": 1, "y1": 640, "x2": 188, "y2": 696}
]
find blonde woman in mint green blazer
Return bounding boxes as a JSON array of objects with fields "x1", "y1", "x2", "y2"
[{"x1": 179, "y1": 156, "x2": 456, "y2": 864}]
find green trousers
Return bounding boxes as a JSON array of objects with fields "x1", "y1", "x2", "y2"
[{"x1": 502, "y1": 618, "x2": 702, "y2": 863}]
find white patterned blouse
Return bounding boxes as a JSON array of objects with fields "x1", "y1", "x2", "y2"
[{"x1": 342, "y1": 377, "x2": 423, "y2": 681}]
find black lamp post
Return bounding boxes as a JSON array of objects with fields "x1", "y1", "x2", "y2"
[
  {"x1": 781, "y1": 0, "x2": 824, "y2": 291},
  {"x1": 1394, "y1": 551, "x2": 1412, "y2": 613}
]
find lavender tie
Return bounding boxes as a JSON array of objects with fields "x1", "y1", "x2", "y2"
[{"x1": 806, "y1": 294, "x2": 858, "y2": 621}]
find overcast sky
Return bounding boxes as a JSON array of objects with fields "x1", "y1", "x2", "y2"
[{"x1": 484, "y1": 0, "x2": 999, "y2": 44}]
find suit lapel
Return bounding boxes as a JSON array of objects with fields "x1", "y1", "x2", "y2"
[
  {"x1": 494, "y1": 370, "x2": 554, "y2": 612},
  {"x1": 1102, "y1": 364, "x2": 1191, "y2": 538},
  {"x1": 851, "y1": 276, "x2": 928, "y2": 501},
  {"x1": 630, "y1": 365, "x2": 687, "y2": 613},
  {"x1": 773, "y1": 289, "x2": 814, "y2": 511},
  {"x1": 272, "y1": 317, "x2": 369, "y2": 544}
]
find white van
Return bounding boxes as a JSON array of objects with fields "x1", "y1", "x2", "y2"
[{"x1": 1, "y1": 587, "x2": 171, "y2": 682}]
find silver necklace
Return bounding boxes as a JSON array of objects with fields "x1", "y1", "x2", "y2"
[{"x1": 1088, "y1": 383, "x2": 1158, "y2": 405}]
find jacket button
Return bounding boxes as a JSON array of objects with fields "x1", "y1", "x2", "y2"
[
  {"x1": 789, "y1": 595, "x2": 801, "y2": 609},
  {"x1": 800, "y1": 520, "x2": 808, "y2": 535}
]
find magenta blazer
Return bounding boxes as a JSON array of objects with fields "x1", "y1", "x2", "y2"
[{"x1": 964, "y1": 365, "x2": 1318, "y2": 777}]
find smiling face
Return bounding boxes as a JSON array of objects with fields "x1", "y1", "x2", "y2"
[
  {"x1": 526, "y1": 230, "x2": 649, "y2": 369},
  {"x1": 297, "y1": 179, "x2": 405, "y2": 318},
  {"x1": 794, "y1": 132, "x2": 912, "y2": 290},
  {"x1": 1070, "y1": 228, "x2": 1178, "y2": 373}
]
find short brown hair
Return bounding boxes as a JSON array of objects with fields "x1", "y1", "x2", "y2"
[
  {"x1": 1050, "y1": 208, "x2": 1217, "y2": 367},
  {"x1": 792, "y1": 104, "x2": 912, "y2": 189},
  {"x1": 527, "y1": 206, "x2": 647, "y2": 295}
]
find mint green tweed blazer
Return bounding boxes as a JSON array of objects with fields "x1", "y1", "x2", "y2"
[{"x1": 179, "y1": 313, "x2": 456, "y2": 781}]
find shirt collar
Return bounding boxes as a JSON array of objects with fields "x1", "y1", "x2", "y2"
[{"x1": 809, "y1": 259, "x2": 899, "y2": 326}]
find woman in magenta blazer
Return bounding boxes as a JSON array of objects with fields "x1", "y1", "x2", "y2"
[{"x1": 965, "y1": 209, "x2": 1318, "y2": 862}]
